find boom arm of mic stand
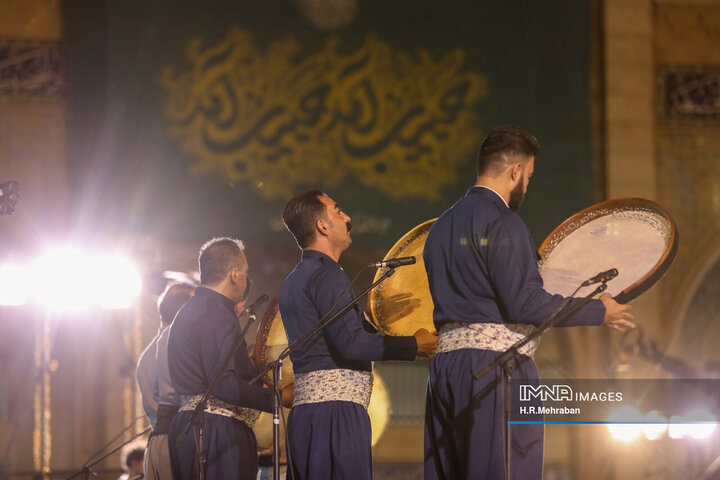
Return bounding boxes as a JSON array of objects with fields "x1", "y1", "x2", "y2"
[
  {"x1": 64, "y1": 426, "x2": 151, "y2": 480},
  {"x1": 470, "y1": 282, "x2": 607, "y2": 480},
  {"x1": 473, "y1": 283, "x2": 607, "y2": 381}
]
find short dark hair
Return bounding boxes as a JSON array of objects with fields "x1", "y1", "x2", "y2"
[
  {"x1": 157, "y1": 282, "x2": 195, "y2": 325},
  {"x1": 477, "y1": 125, "x2": 539, "y2": 176},
  {"x1": 198, "y1": 238, "x2": 246, "y2": 285},
  {"x1": 121, "y1": 444, "x2": 145, "y2": 471},
  {"x1": 282, "y1": 190, "x2": 328, "y2": 249}
]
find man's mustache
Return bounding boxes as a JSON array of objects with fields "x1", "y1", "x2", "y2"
[{"x1": 346, "y1": 221, "x2": 352, "y2": 232}]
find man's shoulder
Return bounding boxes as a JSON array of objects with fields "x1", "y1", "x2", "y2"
[
  {"x1": 490, "y1": 208, "x2": 529, "y2": 235},
  {"x1": 431, "y1": 192, "x2": 505, "y2": 232},
  {"x1": 307, "y1": 260, "x2": 348, "y2": 293},
  {"x1": 172, "y1": 294, "x2": 228, "y2": 333}
]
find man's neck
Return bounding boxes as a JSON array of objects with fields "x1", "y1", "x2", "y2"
[{"x1": 475, "y1": 178, "x2": 510, "y2": 207}]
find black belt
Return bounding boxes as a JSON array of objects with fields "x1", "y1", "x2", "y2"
[{"x1": 152, "y1": 403, "x2": 179, "y2": 436}]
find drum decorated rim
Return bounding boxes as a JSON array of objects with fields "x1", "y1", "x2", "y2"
[
  {"x1": 252, "y1": 293, "x2": 281, "y2": 385},
  {"x1": 538, "y1": 197, "x2": 679, "y2": 304}
]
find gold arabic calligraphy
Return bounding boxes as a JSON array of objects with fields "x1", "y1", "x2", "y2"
[{"x1": 160, "y1": 29, "x2": 486, "y2": 200}]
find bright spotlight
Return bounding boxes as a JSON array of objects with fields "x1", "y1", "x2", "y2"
[
  {"x1": 607, "y1": 406, "x2": 644, "y2": 442},
  {"x1": 643, "y1": 411, "x2": 668, "y2": 440},
  {"x1": 685, "y1": 409, "x2": 716, "y2": 440},
  {"x1": 668, "y1": 411, "x2": 717, "y2": 440},
  {"x1": 35, "y1": 247, "x2": 95, "y2": 311},
  {"x1": 668, "y1": 415, "x2": 688, "y2": 439},
  {"x1": 95, "y1": 253, "x2": 142, "y2": 309},
  {"x1": 34, "y1": 246, "x2": 142, "y2": 311},
  {"x1": 0, "y1": 263, "x2": 30, "y2": 306}
]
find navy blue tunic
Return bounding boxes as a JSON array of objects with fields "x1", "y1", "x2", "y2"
[
  {"x1": 279, "y1": 250, "x2": 418, "y2": 479},
  {"x1": 167, "y1": 286, "x2": 272, "y2": 480},
  {"x1": 423, "y1": 187, "x2": 605, "y2": 480}
]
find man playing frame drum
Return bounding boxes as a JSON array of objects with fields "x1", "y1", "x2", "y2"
[{"x1": 423, "y1": 126, "x2": 635, "y2": 480}]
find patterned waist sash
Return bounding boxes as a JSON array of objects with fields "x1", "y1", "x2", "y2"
[
  {"x1": 437, "y1": 321, "x2": 540, "y2": 357},
  {"x1": 294, "y1": 369, "x2": 373, "y2": 410},
  {"x1": 179, "y1": 395, "x2": 261, "y2": 429}
]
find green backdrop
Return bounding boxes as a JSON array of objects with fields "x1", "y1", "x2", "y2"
[{"x1": 64, "y1": 0, "x2": 597, "y2": 249}]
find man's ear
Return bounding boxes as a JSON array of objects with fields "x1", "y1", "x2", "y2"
[
  {"x1": 228, "y1": 267, "x2": 239, "y2": 284},
  {"x1": 316, "y1": 217, "x2": 329, "y2": 237},
  {"x1": 510, "y1": 162, "x2": 523, "y2": 183}
]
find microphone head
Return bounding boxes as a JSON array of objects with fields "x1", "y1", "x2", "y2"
[
  {"x1": 249, "y1": 294, "x2": 268, "y2": 308},
  {"x1": 243, "y1": 294, "x2": 269, "y2": 314}
]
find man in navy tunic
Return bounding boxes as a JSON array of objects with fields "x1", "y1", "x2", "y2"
[
  {"x1": 136, "y1": 281, "x2": 195, "y2": 480},
  {"x1": 168, "y1": 238, "x2": 291, "y2": 480},
  {"x1": 279, "y1": 190, "x2": 437, "y2": 480},
  {"x1": 423, "y1": 126, "x2": 636, "y2": 480}
]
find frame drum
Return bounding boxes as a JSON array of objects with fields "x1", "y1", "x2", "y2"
[
  {"x1": 369, "y1": 198, "x2": 678, "y2": 335},
  {"x1": 538, "y1": 198, "x2": 678, "y2": 303},
  {"x1": 252, "y1": 295, "x2": 392, "y2": 447},
  {"x1": 369, "y1": 220, "x2": 438, "y2": 336}
]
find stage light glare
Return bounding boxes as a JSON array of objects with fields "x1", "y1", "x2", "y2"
[
  {"x1": 686, "y1": 409, "x2": 716, "y2": 440},
  {"x1": 95, "y1": 253, "x2": 142, "y2": 309},
  {"x1": 668, "y1": 415, "x2": 687, "y2": 439},
  {"x1": 643, "y1": 411, "x2": 668, "y2": 440},
  {"x1": 0, "y1": 263, "x2": 30, "y2": 306},
  {"x1": 607, "y1": 406, "x2": 643, "y2": 442},
  {"x1": 668, "y1": 411, "x2": 716, "y2": 439},
  {"x1": 35, "y1": 247, "x2": 95, "y2": 311},
  {"x1": 34, "y1": 247, "x2": 142, "y2": 311}
]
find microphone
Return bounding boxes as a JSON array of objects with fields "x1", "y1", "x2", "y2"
[
  {"x1": 0, "y1": 181, "x2": 20, "y2": 216},
  {"x1": 240, "y1": 294, "x2": 269, "y2": 316},
  {"x1": 581, "y1": 268, "x2": 618, "y2": 287},
  {"x1": 369, "y1": 256, "x2": 417, "y2": 269}
]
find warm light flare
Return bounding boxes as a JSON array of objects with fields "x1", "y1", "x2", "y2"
[
  {"x1": 607, "y1": 406, "x2": 644, "y2": 442},
  {"x1": 0, "y1": 263, "x2": 30, "y2": 306},
  {"x1": 0, "y1": 246, "x2": 142, "y2": 311}
]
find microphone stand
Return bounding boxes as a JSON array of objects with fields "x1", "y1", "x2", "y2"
[
  {"x1": 64, "y1": 426, "x2": 151, "y2": 480},
  {"x1": 249, "y1": 267, "x2": 398, "y2": 480},
  {"x1": 174, "y1": 302, "x2": 264, "y2": 480},
  {"x1": 472, "y1": 281, "x2": 610, "y2": 480}
]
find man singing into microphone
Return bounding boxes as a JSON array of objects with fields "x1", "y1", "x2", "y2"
[
  {"x1": 167, "y1": 238, "x2": 291, "y2": 479},
  {"x1": 423, "y1": 126, "x2": 636, "y2": 479},
  {"x1": 279, "y1": 190, "x2": 437, "y2": 479}
]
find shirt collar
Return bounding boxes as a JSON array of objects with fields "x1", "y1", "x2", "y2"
[
  {"x1": 468, "y1": 185, "x2": 509, "y2": 208},
  {"x1": 195, "y1": 286, "x2": 237, "y2": 314},
  {"x1": 301, "y1": 249, "x2": 339, "y2": 265}
]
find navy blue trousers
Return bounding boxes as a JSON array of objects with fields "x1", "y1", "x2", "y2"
[
  {"x1": 169, "y1": 410, "x2": 259, "y2": 480},
  {"x1": 287, "y1": 401, "x2": 373, "y2": 480},
  {"x1": 424, "y1": 349, "x2": 543, "y2": 480}
]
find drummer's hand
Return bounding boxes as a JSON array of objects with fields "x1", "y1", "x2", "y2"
[
  {"x1": 280, "y1": 383, "x2": 294, "y2": 409},
  {"x1": 414, "y1": 328, "x2": 438, "y2": 358},
  {"x1": 600, "y1": 293, "x2": 636, "y2": 332}
]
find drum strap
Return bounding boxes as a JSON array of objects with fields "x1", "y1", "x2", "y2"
[
  {"x1": 437, "y1": 322, "x2": 540, "y2": 357},
  {"x1": 293, "y1": 369, "x2": 373, "y2": 409}
]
